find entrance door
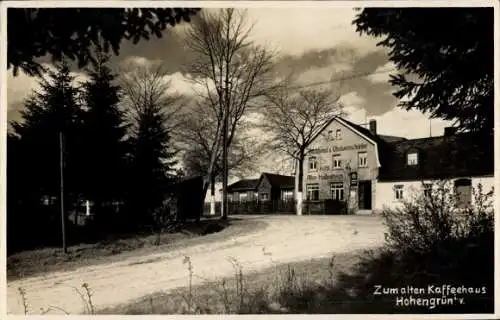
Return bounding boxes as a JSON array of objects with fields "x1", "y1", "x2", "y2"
[{"x1": 358, "y1": 180, "x2": 372, "y2": 210}]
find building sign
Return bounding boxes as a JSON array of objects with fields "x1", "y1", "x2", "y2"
[
  {"x1": 320, "y1": 174, "x2": 344, "y2": 182},
  {"x1": 307, "y1": 174, "x2": 344, "y2": 182},
  {"x1": 309, "y1": 143, "x2": 368, "y2": 155},
  {"x1": 349, "y1": 172, "x2": 358, "y2": 187}
]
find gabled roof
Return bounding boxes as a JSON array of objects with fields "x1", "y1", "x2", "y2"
[
  {"x1": 260, "y1": 172, "x2": 295, "y2": 189},
  {"x1": 378, "y1": 132, "x2": 494, "y2": 181},
  {"x1": 339, "y1": 118, "x2": 393, "y2": 146},
  {"x1": 332, "y1": 118, "x2": 382, "y2": 167},
  {"x1": 227, "y1": 179, "x2": 259, "y2": 192}
]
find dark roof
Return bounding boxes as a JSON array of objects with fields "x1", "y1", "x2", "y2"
[
  {"x1": 340, "y1": 118, "x2": 399, "y2": 168},
  {"x1": 261, "y1": 172, "x2": 295, "y2": 189},
  {"x1": 227, "y1": 179, "x2": 259, "y2": 192},
  {"x1": 378, "y1": 132, "x2": 494, "y2": 181},
  {"x1": 378, "y1": 134, "x2": 407, "y2": 143},
  {"x1": 337, "y1": 118, "x2": 493, "y2": 181}
]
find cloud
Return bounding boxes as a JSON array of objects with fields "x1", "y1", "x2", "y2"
[
  {"x1": 340, "y1": 91, "x2": 366, "y2": 109},
  {"x1": 121, "y1": 56, "x2": 162, "y2": 68},
  {"x1": 341, "y1": 91, "x2": 368, "y2": 124},
  {"x1": 371, "y1": 107, "x2": 454, "y2": 139},
  {"x1": 247, "y1": 7, "x2": 379, "y2": 57},
  {"x1": 367, "y1": 62, "x2": 396, "y2": 84}
]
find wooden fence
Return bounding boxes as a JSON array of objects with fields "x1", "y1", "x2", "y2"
[{"x1": 203, "y1": 199, "x2": 347, "y2": 215}]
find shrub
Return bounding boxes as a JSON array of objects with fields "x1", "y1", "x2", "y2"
[
  {"x1": 381, "y1": 180, "x2": 494, "y2": 255},
  {"x1": 380, "y1": 180, "x2": 494, "y2": 312}
]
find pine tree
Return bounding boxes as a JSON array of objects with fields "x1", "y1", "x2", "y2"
[
  {"x1": 12, "y1": 61, "x2": 82, "y2": 208},
  {"x1": 127, "y1": 101, "x2": 178, "y2": 227},
  {"x1": 80, "y1": 52, "x2": 129, "y2": 220},
  {"x1": 10, "y1": 60, "x2": 84, "y2": 238},
  {"x1": 353, "y1": 8, "x2": 493, "y2": 134}
]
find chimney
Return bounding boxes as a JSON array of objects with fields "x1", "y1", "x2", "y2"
[
  {"x1": 444, "y1": 127, "x2": 457, "y2": 137},
  {"x1": 369, "y1": 119, "x2": 377, "y2": 135}
]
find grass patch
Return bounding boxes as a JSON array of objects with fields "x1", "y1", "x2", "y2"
[
  {"x1": 8, "y1": 217, "x2": 267, "y2": 281},
  {"x1": 99, "y1": 249, "x2": 364, "y2": 315},
  {"x1": 99, "y1": 245, "x2": 494, "y2": 315}
]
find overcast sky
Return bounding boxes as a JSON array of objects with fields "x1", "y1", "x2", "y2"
[{"x1": 6, "y1": 6, "x2": 454, "y2": 177}]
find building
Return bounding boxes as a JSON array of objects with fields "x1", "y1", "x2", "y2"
[
  {"x1": 301, "y1": 117, "x2": 494, "y2": 213},
  {"x1": 227, "y1": 172, "x2": 295, "y2": 202},
  {"x1": 227, "y1": 178, "x2": 259, "y2": 202}
]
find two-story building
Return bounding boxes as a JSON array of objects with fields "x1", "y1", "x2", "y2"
[{"x1": 300, "y1": 117, "x2": 494, "y2": 213}]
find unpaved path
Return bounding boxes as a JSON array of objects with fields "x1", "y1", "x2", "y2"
[{"x1": 7, "y1": 215, "x2": 385, "y2": 315}]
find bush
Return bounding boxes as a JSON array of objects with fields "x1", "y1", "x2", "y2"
[
  {"x1": 381, "y1": 181, "x2": 494, "y2": 255},
  {"x1": 380, "y1": 180, "x2": 494, "y2": 312}
]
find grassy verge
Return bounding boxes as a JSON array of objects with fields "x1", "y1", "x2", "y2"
[
  {"x1": 7, "y1": 217, "x2": 267, "y2": 281},
  {"x1": 99, "y1": 249, "x2": 368, "y2": 314},
  {"x1": 99, "y1": 246, "x2": 494, "y2": 315}
]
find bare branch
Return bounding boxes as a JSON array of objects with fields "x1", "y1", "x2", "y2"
[
  {"x1": 183, "y1": 8, "x2": 276, "y2": 186},
  {"x1": 118, "y1": 61, "x2": 186, "y2": 138},
  {"x1": 259, "y1": 73, "x2": 345, "y2": 159}
]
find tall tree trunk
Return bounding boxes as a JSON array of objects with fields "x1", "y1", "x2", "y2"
[
  {"x1": 210, "y1": 173, "x2": 216, "y2": 216},
  {"x1": 296, "y1": 154, "x2": 304, "y2": 216}
]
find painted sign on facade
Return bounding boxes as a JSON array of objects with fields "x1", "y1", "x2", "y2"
[
  {"x1": 307, "y1": 174, "x2": 344, "y2": 181},
  {"x1": 309, "y1": 143, "x2": 368, "y2": 155}
]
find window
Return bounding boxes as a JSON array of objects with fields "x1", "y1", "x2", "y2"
[
  {"x1": 309, "y1": 156, "x2": 318, "y2": 171},
  {"x1": 335, "y1": 129, "x2": 342, "y2": 140},
  {"x1": 327, "y1": 130, "x2": 333, "y2": 140},
  {"x1": 282, "y1": 190, "x2": 294, "y2": 201},
  {"x1": 333, "y1": 154, "x2": 342, "y2": 169},
  {"x1": 260, "y1": 192, "x2": 269, "y2": 201},
  {"x1": 423, "y1": 183, "x2": 432, "y2": 198},
  {"x1": 306, "y1": 183, "x2": 320, "y2": 201},
  {"x1": 407, "y1": 152, "x2": 418, "y2": 166},
  {"x1": 239, "y1": 192, "x2": 248, "y2": 202},
  {"x1": 454, "y1": 179, "x2": 472, "y2": 208},
  {"x1": 394, "y1": 185, "x2": 404, "y2": 200},
  {"x1": 330, "y1": 183, "x2": 344, "y2": 201},
  {"x1": 358, "y1": 152, "x2": 368, "y2": 168}
]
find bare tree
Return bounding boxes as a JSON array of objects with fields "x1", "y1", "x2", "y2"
[
  {"x1": 119, "y1": 61, "x2": 186, "y2": 141},
  {"x1": 184, "y1": 8, "x2": 276, "y2": 219},
  {"x1": 261, "y1": 77, "x2": 345, "y2": 215},
  {"x1": 178, "y1": 98, "x2": 266, "y2": 215}
]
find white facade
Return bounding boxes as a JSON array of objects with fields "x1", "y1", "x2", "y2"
[{"x1": 375, "y1": 176, "x2": 495, "y2": 212}]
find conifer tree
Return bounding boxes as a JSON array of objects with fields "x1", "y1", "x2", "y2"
[
  {"x1": 80, "y1": 52, "x2": 129, "y2": 220},
  {"x1": 12, "y1": 60, "x2": 84, "y2": 204},
  {"x1": 127, "y1": 101, "x2": 178, "y2": 226},
  {"x1": 11, "y1": 60, "x2": 85, "y2": 233}
]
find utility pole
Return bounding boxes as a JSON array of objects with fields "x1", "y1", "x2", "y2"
[{"x1": 59, "y1": 131, "x2": 67, "y2": 253}]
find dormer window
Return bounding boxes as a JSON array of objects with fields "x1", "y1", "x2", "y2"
[{"x1": 407, "y1": 152, "x2": 418, "y2": 166}]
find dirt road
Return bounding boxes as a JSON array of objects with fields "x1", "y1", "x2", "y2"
[{"x1": 7, "y1": 215, "x2": 386, "y2": 315}]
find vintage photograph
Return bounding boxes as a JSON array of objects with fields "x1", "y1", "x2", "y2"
[{"x1": 2, "y1": 2, "x2": 496, "y2": 316}]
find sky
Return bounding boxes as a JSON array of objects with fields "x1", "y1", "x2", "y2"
[{"x1": 6, "y1": 6, "x2": 454, "y2": 179}]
